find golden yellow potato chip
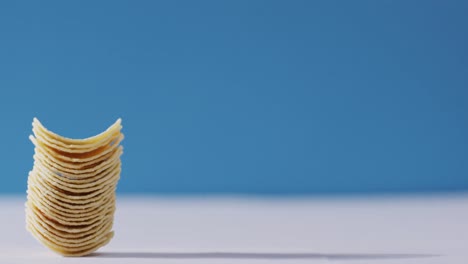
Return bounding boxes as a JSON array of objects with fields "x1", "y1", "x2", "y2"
[
  {"x1": 33, "y1": 159, "x2": 121, "y2": 186},
  {"x1": 33, "y1": 163, "x2": 121, "y2": 191},
  {"x1": 33, "y1": 118, "x2": 122, "y2": 147},
  {"x1": 28, "y1": 188, "x2": 115, "y2": 220},
  {"x1": 26, "y1": 216, "x2": 113, "y2": 248},
  {"x1": 30, "y1": 133, "x2": 124, "y2": 163},
  {"x1": 32, "y1": 147, "x2": 122, "y2": 178},
  {"x1": 26, "y1": 222, "x2": 114, "y2": 256}
]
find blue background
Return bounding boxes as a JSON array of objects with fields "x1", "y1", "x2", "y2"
[{"x1": 0, "y1": 1, "x2": 467, "y2": 195}]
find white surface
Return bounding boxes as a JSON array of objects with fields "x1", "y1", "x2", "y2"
[{"x1": 0, "y1": 194, "x2": 467, "y2": 263}]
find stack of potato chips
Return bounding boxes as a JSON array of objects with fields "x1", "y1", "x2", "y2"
[{"x1": 25, "y1": 118, "x2": 123, "y2": 256}]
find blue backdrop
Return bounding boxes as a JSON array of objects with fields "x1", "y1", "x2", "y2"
[{"x1": 0, "y1": 1, "x2": 467, "y2": 195}]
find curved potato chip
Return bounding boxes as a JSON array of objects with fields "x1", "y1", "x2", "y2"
[{"x1": 33, "y1": 118, "x2": 121, "y2": 147}]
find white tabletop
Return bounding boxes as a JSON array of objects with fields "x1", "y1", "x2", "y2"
[{"x1": 0, "y1": 194, "x2": 467, "y2": 264}]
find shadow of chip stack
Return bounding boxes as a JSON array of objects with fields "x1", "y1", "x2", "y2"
[{"x1": 25, "y1": 118, "x2": 124, "y2": 257}]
